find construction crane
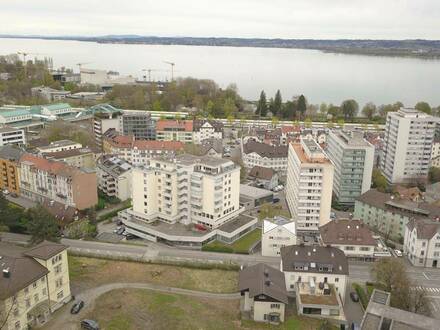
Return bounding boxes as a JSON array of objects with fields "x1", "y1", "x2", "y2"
[
  {"x1": 163, "y1": 61, "x2": 175, "y2": 81},
  {"x1": 76, "y1": 62, "x2": 92, "y2": 71},
  {"x1": 142, "y1": 68, "x2": 165, "y2": 82},
  {"x1": 17, "y1": 52, "x2": 44, "y2": 63}
]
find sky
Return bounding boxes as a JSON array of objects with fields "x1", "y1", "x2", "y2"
[{"x1": 2, "y1": 0, "x2": 440, "y2": 39}]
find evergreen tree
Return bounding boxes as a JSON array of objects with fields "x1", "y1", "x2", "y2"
[
  {"x1": 272, "y1": 90, "x2": 282, "y2": 116},
  {"x1": 297, "y1": 94, "x2": 307, "y2": 120},
  {"x1": 257, "y1": 90, "x2": 268, "y2": 117},
  {"x1": 26, "y1": 205, "x2": 60, "y2": 243}
]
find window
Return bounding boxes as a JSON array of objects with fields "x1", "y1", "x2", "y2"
[
  {"x1": 270, "y1": 304, "x2": 280, "y2": 309},
  {"x1": 33, "y1": 282, "x2": 37, "y2": 289},
  {"x1": 42, "y1": 288, "x2": 47, "y2": 296},
  {"x1": 13, "y1": 307, "x2": 19, "y2": 316},
  {"x1": 15, "y1": 321, "x2": 20, "y2": 330},
  {"x1": 55, "y1": 264, "x2": 62, "y2": 274},
  {"x1": 25, "y1": 298, "x2": 31, "y2": 308},
  {"x1": 335, "y1": 278, "x2": 339, "y2": 283},
  {"x1": 57, "y1": 291, "x2": 64, "y2": 300},
  {"x1": 55, "y1": 278, "x2": 63, "y2": 288},
  {"x1": 34, "y1": 293, "x2": 39, "y2": 303}
]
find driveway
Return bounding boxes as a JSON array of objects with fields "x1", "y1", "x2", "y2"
[
  {"x1": 343, "y1": 281, "x2": 364, "y2": 326},
  {"x1": 44, "y1": 283, "x2": 240, "y2": 330}
]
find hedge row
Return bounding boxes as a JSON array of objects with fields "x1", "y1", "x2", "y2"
[
  {"x1": 201, "y1": 244, "x2": 234, "y2": 254},
  {"x1": 353, "y1": 283, "x2": 369, "y2": 309}
]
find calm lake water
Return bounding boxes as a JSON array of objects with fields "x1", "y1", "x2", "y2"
[{"x1": 1, "y1": 37, "x2": 440, "y2": 106}]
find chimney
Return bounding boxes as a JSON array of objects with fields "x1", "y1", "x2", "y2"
[{"x1": 3, "y1": 267, "x2": 10, "y2": 278}]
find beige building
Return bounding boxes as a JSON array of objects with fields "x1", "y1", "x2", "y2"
[
  {"x1": 242, "y1": 141, "x2": 288, "y2": 173},
  {"x1": 42, "y1": 148, "x2": 96, "y2": 169},
  {"x1": 262, "y1": 216, "x2": 297, "y2": 257},
  {"x1": 0, "y1": 241, "x2": 71, "y2": 330},
  {"x1": 239, "y1": 263, "x2": 288, "y2": 324},
  {"x1": 286, "y1": 139, "x2": 334, "y2": 232},
  {"x1": 127, "y1": 154, "x2": 241, "y2": 229},
  {"x1": 156, "y1": 120, "x2": 194, "y2": 143},
  {"x1": 19, "y1": 153, "x2": 98, "y2": 210},
  {"x1": 192, "y1": 119, "x2": 223, "y2": 144}
]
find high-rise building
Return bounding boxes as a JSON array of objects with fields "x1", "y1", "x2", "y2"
[
  {"x1": 126, "y1": 154, "x2": 241, "y2": 229},
  {"x1": 326, "y1": 130, "x2": 374, "y2": 205},
  {"x1": 286, "y1": 139, "x2": 334, "y2": 232},
  {"x1": 119, "y1": 111, "x2": 156, "y2": 140},
  {"x1": 380, "y1": 108, "x2": 437, "y2": 184}
]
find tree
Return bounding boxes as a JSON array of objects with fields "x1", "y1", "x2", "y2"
[
  {"x1": 297, "y1": 95, "x2": 307, "y2": 120},
  {"x1": 341, "y1": 99, "x2": 359, "y2": 120},
  {"x1": 428, "y1": 167, "x2": 440, "y2": 183},
  {"x1": 282, "y1": 100, "x2": 296, "y2": 120},
  {"x1": 415, "y1": 101, "x2": 432, "y2": 114},
  {"x1": 319, "y1": 103, "x2": 328, "y2": 115},
  {"x1": 272, "y1": 90, "x2": 282, "y2": 116},
  {"x1": 26, "y1": 205, "x2": 60, "y2": 244},
  {"x1": 0, "y1": 193, "x2": 27, "y2": 233},
  {"x1": 372, "y1": 168, "x2": 388, "y2": 192},
  {"x1": 257, "y1": 90, "x2": 268, "y2": 117},
  {"x1": 327, "y1": 104, "x2": 340, "y2": 118},
  {"x1": 362, "y1": 102, "x2": 377, "y2": 120},
  {"x1": 372, "y1": 258, "x2": 430, "y2": 314}
]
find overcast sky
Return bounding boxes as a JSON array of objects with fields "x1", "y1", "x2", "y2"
[{"x1": 2, "y1": 0, "x2": 440, "y2": 39}]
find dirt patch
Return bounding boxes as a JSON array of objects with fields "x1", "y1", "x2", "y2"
[{"x1": 69, "y1": 256, "x2": 238, "y2": 293}]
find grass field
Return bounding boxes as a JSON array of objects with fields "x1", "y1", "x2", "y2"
[
  {"x1": 86, "y1": 289, "x2": 325, "y2": 330},
  {"x1": 203, "y1": 228, "x2": 262, "y2": 254},
  {"x1": 68, "y1": 256, "x2": 238, "y2": 293}
]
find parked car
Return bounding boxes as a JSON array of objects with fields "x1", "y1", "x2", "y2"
[
  {"x1": 81, "y1": 319, "x2": 99, "y2": 330},
  {"x1": 116, "y1": 220, "x2": 123, "y2": 226},
  {"x1": 70, "y1": 300, "x2": 84, "y2": 314},
  {"x1": 116, "y1": 227, "x2": 125, "y2": 235},
  {"x1": 351, "y1": 322, "x2": 360, "y2": 330},
  {"x1": 125, "y1": 233, "x2": 136, "y2": 240},
  {"x1": 10, "y1": 192, "x2": 18, "y2": 198},
  {"x1": 330, "y1": 212, "x2": 336, "y2": 220},
  {"x1": 2, "y1": 189, "x2": 9, "y2": 195},
  {"x1": 350, "y1": 292, "x2": 359, "y2": 302},
  {"x1": 394, "y1": 249, "x2": 403, "y2": 257},
  {"x1": 273, "y1": 198, "x2": 280, "y2": 203}
]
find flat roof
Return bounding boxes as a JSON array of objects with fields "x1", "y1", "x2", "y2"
[{"x1": 240, "y1": 184, "x2": 273, "y2": 199}]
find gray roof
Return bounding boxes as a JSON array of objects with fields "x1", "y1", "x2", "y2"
[
  {"x1": 0, "y1": 145, "x2": 25, "y2": 161},
  {"x1": 175, "y1": 154, "x2": 232, "y2": 167},
  {"x1": 361, "y1": 289, "x2": 438, "y2": 330},
  {"x1": 239, "y1": 263, "x2": 288, "y2": 304},
  {"x1": 98, "y1": 155, "x2": 132, "y2": 177},
  {"x1": 23, "y1": 241, "x2": 67, "y2": 260},
  {"x1": 280, "y1": 245, "x2": 349, "y2": 275},
  {"x1": 240, "y1": 184, "x2": 273, "y2": 199},
  {"x1": 243, "y1": 141, "x2": 288, "y2": 158},
  {"x1": 320, "y1": 219, "x2": 377, "y2": 246},
  {"x1": 0, "y1": 126, "x2": 23, "y2": 133},
  {"x1": 249, "y1": 166, "x2": 276, "y2": 180}
]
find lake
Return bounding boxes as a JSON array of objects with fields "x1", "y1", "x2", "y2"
[{"x1": 1, "y1": 37, "x2": 440, "y2": 106}]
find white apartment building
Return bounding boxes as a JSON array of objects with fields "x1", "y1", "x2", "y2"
[
  {"x1": 286, "y1": 139, "x2": 334, "y2": 232},
  {"x1": 124, "y1": 154, "x2": 242, "y2": 231},
  {"x1": 326, "y1": 130, "x2": 374, "y2": 205},
  {"x1": 97, "y1": 155, "x2": 132, "y2": 201},
  {"x1": 156, "y1": 120, "x2": 194, "y2": 143},
  {"x1": 404, "y1": 219, "x2": 440, "y2": 268},
  {"x1": 93, "y1": 113, "x2": 120, "y2": 147},
  {"x1": 380, "y1": 108, "x2": 437, "y2": 184},
  {"x1": 280, "y1": 245, "x2": 349, "y2": 304},
  {"x1": 262, "y1": 216, "x2": 297, "y2": 257},
  {"x1": 36, "y1": 140, "x2": 82, "y2": 153},
  {"x1": 430, "y1": 138, "x2": 440, "y2": 168},
  {"x1": 242, "y1": 141, "x2": 288, "y2": 173},
  {"x1": 0, "y1": 126, "x2": 25, "y2": 146},
  {"x1": 192, "y1": 120, "x2": 223, "y2": 144}
]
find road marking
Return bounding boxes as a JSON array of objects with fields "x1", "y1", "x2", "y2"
[{"x1": 423, "y1": 272, "x2": 430, "y2": 280}]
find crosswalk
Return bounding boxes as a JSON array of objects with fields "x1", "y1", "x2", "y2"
[{"x1": 410, "y1": 286, "x2": 440, "y2": 293}]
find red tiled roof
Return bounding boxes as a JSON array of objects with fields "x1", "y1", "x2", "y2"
[
  {"x1": 156, "y1": 120, "x2": 193, "y2": 132},
  {"x1": 20, "y1": 153, "x2": 77, "y2": 177},
  {"x1": 281, "y1": 125, "x2": 301, "y2": 134},
  {"x1": 133, "y1": 140, "x2": 184, "y2": 151}
]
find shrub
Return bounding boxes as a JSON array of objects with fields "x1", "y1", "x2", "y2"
[
  {"x1": 387, "y1": 242, "x2": 396, "y2": 249},
  {"x1": 353, "y1": 283, "x2": 369, "y2": 309}
]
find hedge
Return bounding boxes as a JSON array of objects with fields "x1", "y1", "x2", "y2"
[
  {"x1": 353, "y1": 283, "x2": 369, "y2": 309},
  {"x1": 201, "y1": 244, "x2": 234, "y2": 254}
]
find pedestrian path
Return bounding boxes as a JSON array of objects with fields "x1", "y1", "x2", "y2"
[{"x1": 410, "y1": 286, "x2": 440, "y2": 293}]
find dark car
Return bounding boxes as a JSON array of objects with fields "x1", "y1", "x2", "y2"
[
  {"x1": 125, "y1": 233, "x2": 136, "y2": 240},
  {"x1": 81, "y1": 319, "x2": 100, "y2": 330},
  {"x1": 350, "y1": 292, "x2": 360, "y2": 302},
  {"x1": 273, "y1": 198, "x2": 280, "y2": 203},
  {"x1": 71, "y1": 300, "x2": 84, "y2": 314},
  {"x1": 116, "y1": 219, "x2": 123, "y2": 226},
  {"x1": 10, "y1": 192, "x2": 18, "y2": 198},
  {"x1": 116, "y1": 227, "x2": 125, "y2": 235}
]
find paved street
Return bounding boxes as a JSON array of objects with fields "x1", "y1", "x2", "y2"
[{"x1": 5, "y1": 194, "x2": 36, "y2": 209}]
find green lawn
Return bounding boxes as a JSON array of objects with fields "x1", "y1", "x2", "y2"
[{"x1": 203, "y1": 228, "x2": 262, "y2": 254}]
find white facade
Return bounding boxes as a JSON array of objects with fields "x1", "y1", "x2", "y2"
[
  {"x1": 242, "y1": 152, "x2": 287, "y2": 173},
  {"x1": 404, "y1": 220, "x2": 440, "y2": 268},
  {"x1": 93, "y1": 116, "x2": 120, "y2": 147},
  {"x1": 97, "y1": 156, "x2": 133, "y2": 201},
  {"x1": 0, "y1": 127, "x2": 25, "y2": 146},
  {"x1": 262, "y1": 217, "x2": 297, "y2": 257},
  {"x1": 381, "y1": 108, "x2": 437, "y2": 184},
  {"x1": 37, "y1": 140, "x2": 82, "y2": 153},
  {"x1": 286, "y1": 139, "x2": 334, "y2": 232},
  {"x1": 129, "y1": 155, "x2": 242, "y2": 229},
  {"x1": 193, "y1": 121, "x2": 223, "y2": 144}
]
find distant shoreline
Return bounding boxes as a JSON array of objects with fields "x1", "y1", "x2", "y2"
[{"x1": 2, "y1": 35, "x2": 440, "y2": 59}]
